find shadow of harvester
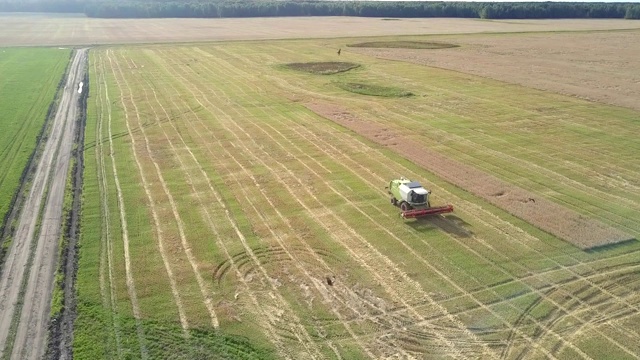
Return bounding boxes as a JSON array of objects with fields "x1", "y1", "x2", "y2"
[{"x1": 405, "y1": 215, "x2": 473, "y2": 238}]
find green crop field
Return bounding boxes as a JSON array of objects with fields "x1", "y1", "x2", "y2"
[
  {"x1": 78, "y1": 39, "x2": 640, "y2": 359},
  {"x1": 0, "y1": 48, "x2": 70, "y2": 233}
]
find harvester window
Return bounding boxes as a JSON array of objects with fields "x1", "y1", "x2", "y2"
[{"x1": 411, "y1": 192, "x2": 425, "y2": 203}]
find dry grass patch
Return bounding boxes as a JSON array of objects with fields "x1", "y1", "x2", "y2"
[{"x1": 348, "y1": 41, "x2": 458, "y2": 49}]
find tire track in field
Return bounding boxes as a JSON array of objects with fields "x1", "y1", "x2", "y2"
[
  {"x1": 304, "y1": 115, "x2": 640, "y2": 357},
  {"x1": 318, "y1": 262, "x2": 639, "y2": 344},
  {"x1": 210, "y1": 132, "x2": 378, "y2": 358},
  {"x1": 195, "y1": 45, "x2": 580, "y2": 358},
  {"x1": 144, "y1": 50, "x2": 362, "y2": 360},
  {"x1": 159, "y1": 50, "x2": 430, "y2": 358},
  {"x1": 265, "y1": 70, "x2": 640, "y2": 236},
  {"x1": 199, "y1": 47, "x2": 592, "y2": 353},
  {"x1": 363, "y1": 60, "x2": 640, "y2": 181},
  {"x1": 126, "y1": 57, "x2": 220, "y2": 329},
  {"x1": 339, "y1": 69, "x2": 640, "y2": 231},
  {"x1": 146, "y1": 73, "x2": 374, "y2": 359},
  {"x1": 380, "y1": 99, "x2": 640, "y2": 234},
  {"x1": 176, "y1": 47, "x2": 489, "y2": 358},
  {"x1": 140, "y1": 75, "x2": 291, "y2": 360},
  {"x1": 300, "y1": 114, "x2": 640, "y2": 358},
  {"x1": 95, "y1": 53, "x2": 124, "y2": 356},
  {"x1": 545, "y1": 280, "x2": 640, "y2": 358},
  {"x1": 202, "y1": 49, "x2": 594, "y2": 359},
  {"x1": 560, "y1": 275, "x2": 640, "y2": 345},
  {"x1": 106, "y1": 50, "x2": 189, "y2": 337},
  {"x1": 155, "y1": 75, "x2": 382, "y2": 358},
  {"x1": 209, "y1": 46, "x2": 636, "y2": 358},
  {"x1": 138, "y1": 50, "x2": 324, "y2": 359},
  {"x1": 103, "y1": 51, "x2": 151, "y2": 356},
  {"x1": 295, "y1": 102, "x2": 639, "y2": 355},
  {"x1": 563, "y1": 270, "x2": 640, "y2": 334}
]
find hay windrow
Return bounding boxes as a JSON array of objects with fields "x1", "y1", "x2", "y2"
[
  {"x1": 284, "y1": 62, "x2": 360, "y2": 75},
  {"x1": 347, "y1": 41, "x2": 458, "y2": 49}
]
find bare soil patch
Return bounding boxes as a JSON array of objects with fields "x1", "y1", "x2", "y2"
[
  {"x1": 285, "y1": 62, "x2": 359, "y2": 75},
  {"x1": 350, "y1": 30, "x2": 640, "y2": 111},
  {"x1": 306, "y1": 102, "x2": 633, "y2": 249},
  {"x1": 348, "y1": 41, "x2": 458, "y2": 49}
]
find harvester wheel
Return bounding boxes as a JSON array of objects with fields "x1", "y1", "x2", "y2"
[
  {"x1": 400, "y1": 202, "x2": 411, "y2": 212},
  {"x1": 390, "y1": 198, "x2": 398, "y2": 206}
]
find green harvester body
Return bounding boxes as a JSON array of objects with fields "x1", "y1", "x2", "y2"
[{"x1": 388, "y1": 177, "x2": 453, "y2": 219}]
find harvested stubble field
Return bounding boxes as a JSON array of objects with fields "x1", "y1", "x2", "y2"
[
  {"x1": 2, "y1": 14, "x2": 640, "y2": 47},
  {"x1": 78, "y1": 34, "x2": 640, "y2": 359},
  {"x1": 348, "y1": 29, "x2": 640, "y2": 111}
]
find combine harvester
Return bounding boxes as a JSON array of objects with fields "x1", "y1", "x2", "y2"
[{"x1": 387, "y1": 177, "x2": 453, "y2": 219}]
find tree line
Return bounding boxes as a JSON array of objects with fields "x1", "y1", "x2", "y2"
[{"x1": 1, "y1": 1, "x2": 640, "y2": 20}]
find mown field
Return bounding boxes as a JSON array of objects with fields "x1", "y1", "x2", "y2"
[
  {"x1": 78, "y1": 38, "x2": 640, "y2": 359},
  {"x1": 0, "y1": 48, "x2": 70, "y2": 235}
]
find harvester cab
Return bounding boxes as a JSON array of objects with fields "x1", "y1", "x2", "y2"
[{"x1": 388, "y1": 177, "x2": 453, "y2": 219}]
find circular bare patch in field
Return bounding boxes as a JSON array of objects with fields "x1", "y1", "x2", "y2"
[
  {"x1": 285, "y1": 62, "x2": 360, "y2": 75},
  {"x1": 337, "y1": 82, "x2": 414, "y2": 98},
  {"x1": 348, "y1": 41, "x2": 458, "y2": 49}
]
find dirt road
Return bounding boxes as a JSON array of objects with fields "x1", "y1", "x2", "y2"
[{"x1": 0, "y1": 49, "x2": 87, "y2": 359}]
